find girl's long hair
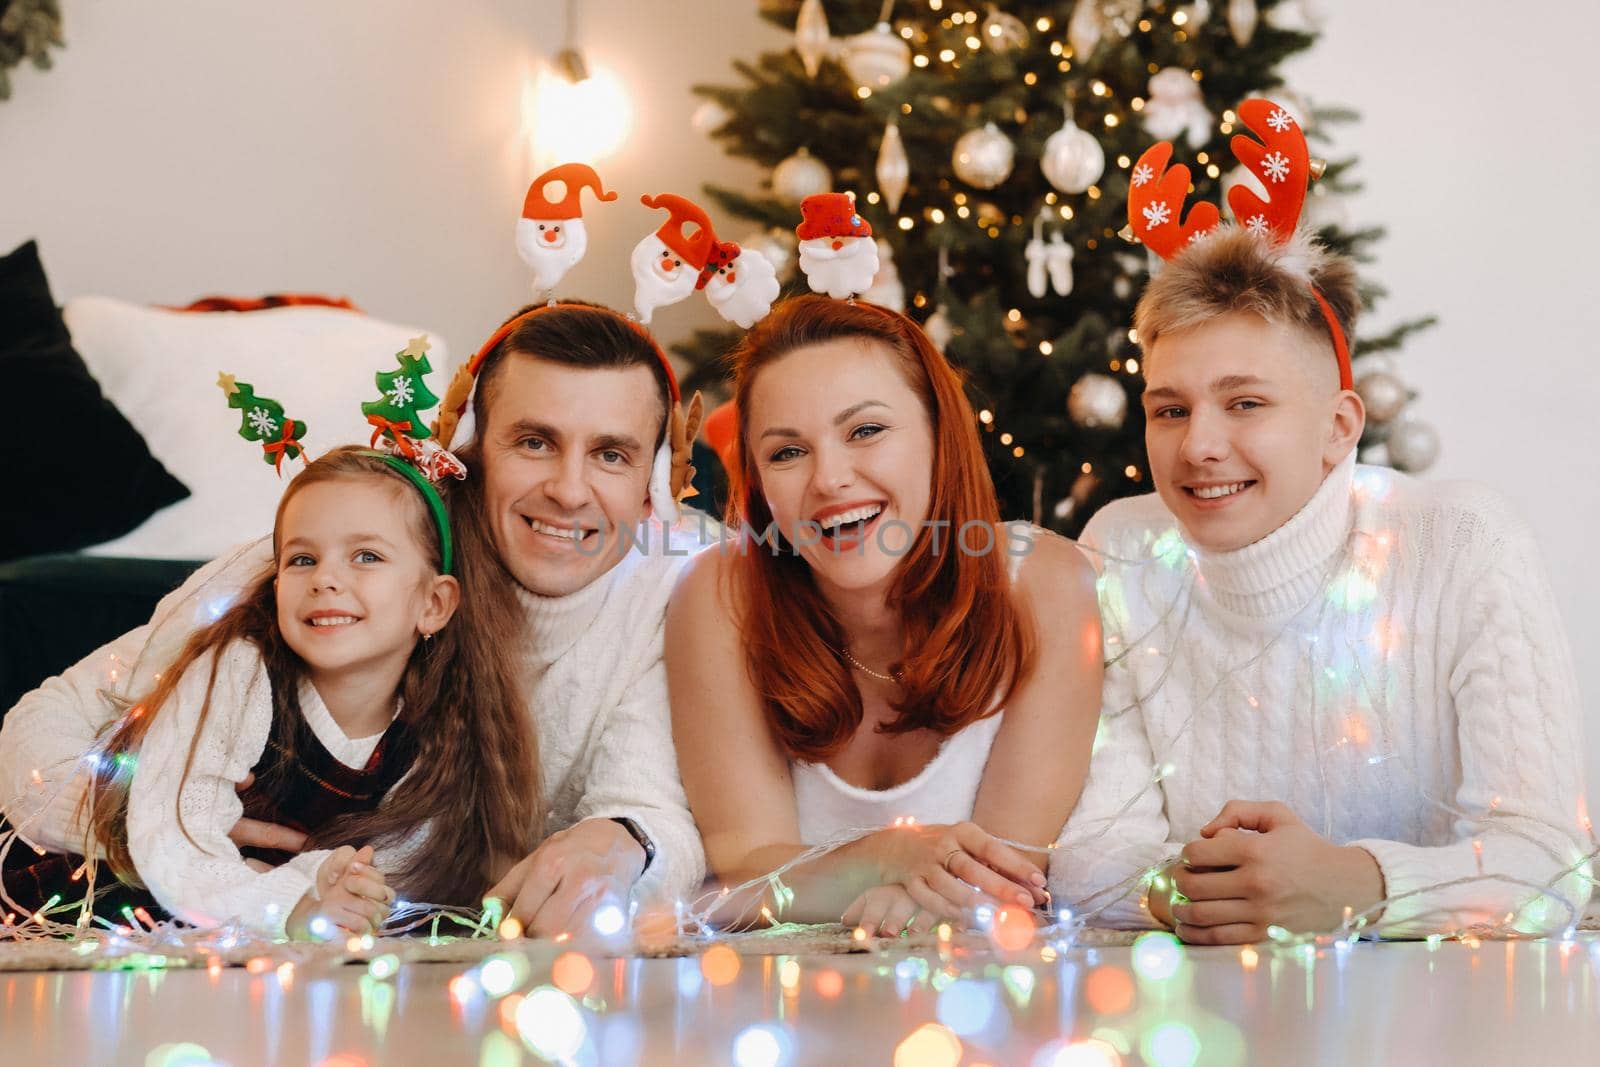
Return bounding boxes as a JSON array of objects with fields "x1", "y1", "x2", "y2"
[
  {"x1": 79, "y1": 446, "x2": 540, "y2": 906},
  {"x1": 726, "y1": 296, "x2": 1036, "y2": 762}
]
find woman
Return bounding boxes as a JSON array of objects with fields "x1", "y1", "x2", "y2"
[{"x1": 667, "y1": 296, "x2": 1102, "y2": 935}]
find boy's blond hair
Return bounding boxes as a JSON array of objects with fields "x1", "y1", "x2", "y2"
[{"x1": 1134, "y1": 226, "x2": 1361, "y2": 374}]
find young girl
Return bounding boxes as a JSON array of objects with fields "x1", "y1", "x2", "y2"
[{"x1": 6, "y1": 445, "x2": 540, "y2": 939}]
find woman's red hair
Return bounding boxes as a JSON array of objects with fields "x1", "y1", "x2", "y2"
[{"x1": 726, "y1": 296, "x2": 1035, "y2": 762}]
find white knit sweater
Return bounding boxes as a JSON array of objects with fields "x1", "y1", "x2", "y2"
[
  {"x1": 1050, "y1": 452, "x2": 1593, "y2": 938},
  {"x1": 1, "y1": 517, "x2": 709, "y2": 923}
]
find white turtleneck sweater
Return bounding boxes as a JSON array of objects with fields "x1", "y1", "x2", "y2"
[
  {"x1": 1050, "y1": 453, "x2": 1592, "y2": 938},
  {"x1": 1, "y1": 517, "x2": 709, "y2": 919}
]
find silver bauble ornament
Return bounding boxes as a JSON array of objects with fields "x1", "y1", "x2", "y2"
[
  {"x1": 1386, "y1": 418, "x2": 1440, "y2": 473},
  {"x1": 1356, "y1": 371, "x2": 1408, "y2": 424},
  {"x1": 841, "y1": 21, "x2": 911, "y2": 91},
  {"x1": 981, "y1": 8, "x2": 1029, "y2": 52},
  {"x1": 794, "y1": 0, "x2": 831, "y2": 78},
  {"x1": 772, "y1": 148, "x2": 832, "y2": 202},
  {"x1": 953, "y1": 123, "x2": 1015, "y2": 190},
  {"x1": 1068, "y1": 373, "x2": 1128, "y2": 431},
  {"x1": 1040, "y1": 106, "x2": 1105, "y2": 194},
  {"x1": 876, "y1": 122, "x2": 910, "y2": 213},
  {"x1": 740, "y1": 228, "x2": 797, "y2": 283},
  {"x1": 1349, "y1": 353, "x2": 1396, "y2": 381}
]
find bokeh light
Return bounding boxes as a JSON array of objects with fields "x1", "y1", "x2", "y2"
[
  {"x1": 515, "y1": 986, "x2": 587, "y2": 1062},
  {"x1": 1084, "y1": 965, "x2": 1136, "y2": 1014},
  {"x1": 552, "y1": 951, "x2": 595, "y2": 997},
  {"x1": 1131, "y1": 932, "x2": 1184, "y2": 982},
  {"x1": 894, "y1": 1023, "x2": 963, "y2": 1067},
  {"x1": 936, "y1": 979, "x2": 1001, "y2": 1037},
  {"x1": 732, "y1": 1023, "x2": 795, "y2": 1067}
]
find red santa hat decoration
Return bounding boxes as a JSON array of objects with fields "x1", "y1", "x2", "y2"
[
  {"x1": 515, "y1": 162, "x2": 619, "y2": 295},
  {"x1": 795, "y1": 192, "x2": 881, "y2": 300}
]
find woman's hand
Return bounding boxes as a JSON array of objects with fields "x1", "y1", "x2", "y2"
[
  {"x1": 874, "y1": 820, "x2": 1050, "y2": 917},
  {"x1": 842, "y1": 883, "x2": 941, "y2": 938}
]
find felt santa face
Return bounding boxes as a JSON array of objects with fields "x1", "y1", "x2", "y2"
[
  {"x1": 514, "y1": 162, "x2": 618, "y2": 295},
  {"x1": 632, "y1": 193, "x2": 716, "y2": 324},
  {"x1": 698, "y1": 240, "x2": 781, "y2": 329},
  {"x1": 796, "y1": 192, "x2": 880, "y2": 300}
]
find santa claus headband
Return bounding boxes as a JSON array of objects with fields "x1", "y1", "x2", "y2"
[
  {"x1": 218, "y1": 336, "x2": 466, "y2": 574},
  {"x1": 1126, "y1": 97, "x2": 1353, "y2": 391}
]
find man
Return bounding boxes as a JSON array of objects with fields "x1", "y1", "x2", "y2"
[{"x1": 2, "y1": 301, "x2": 714, "y2": 937}]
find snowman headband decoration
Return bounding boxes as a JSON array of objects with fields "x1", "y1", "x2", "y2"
[
  {"x1": 1126, "y1": 97, "x2": 1353, "y2": 391},
  {"x1": 218, "y1": 335, "x2": 466, "y2": 575}
]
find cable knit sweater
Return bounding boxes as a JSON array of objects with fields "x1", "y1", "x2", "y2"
[
  {"x1": 1, "y1": 518, "x2": 709, "y2": 921},
  {"x1": 1050, "y1": 452, "x2": 1592, "y2": 938}
]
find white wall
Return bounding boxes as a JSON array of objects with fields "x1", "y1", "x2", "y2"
[
  {"x1": 3, "y1": 2, "x2": 1594, "y2": 782},
  {"x1": 1283, "y1": 1, "x2": 1600, "y2": 795}
]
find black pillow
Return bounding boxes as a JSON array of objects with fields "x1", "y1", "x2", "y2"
[{"x1": 0, "y1": 240, "x2": 190, "y2": 561}]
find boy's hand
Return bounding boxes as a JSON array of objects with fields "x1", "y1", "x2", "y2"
[
  {"x1": 1167, "y1": 800, "x2": 1386, "y2": 945},
  {"x1": 289, "y1": 844, "x2": 394, "y2": 939}
]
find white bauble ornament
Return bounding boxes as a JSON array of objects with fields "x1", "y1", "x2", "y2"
[
  {"x1": 1068, "y1": 2, "x2": 1103, "y2": 60},
  {"x1": 795, "y1": 0, "x2": 831, "y2": 78},
  {"x1": 773, "y1": 148, "x2": 832, "y2": 202},
  {"x1": 1356, "y1": 371, "x2": 1409, "y2": 424},
  {"x1": 981, "y1": 9, "x2": 1029, "y2": 52},
  {"x1": 1068, "y1": 373, "x2": 1128, "y2": 431},
  {"x1": 925, "y1": 305, "x2": 954, "y2": 350},
  {"x1": 1267, "y1": 0, "x2": 1327, "y2": 32},
  {"x1": 1386, "y1": 418, "x2": 1440, "y2": 473},
  {"x1": 1144, "y1": 68, "x2": 1213, "y2": 147},
  {"x1": 1100, "y1": 0, "x2": 1144, "y2": 36},
  {"x1": 840, "y1": 21, "x2": 911, "y2": 91},
  {"x1": 1305, "y1": 187, "x2": 1352, "y2": 232},
  {"x1": 953, "y1": 123, "x2": 1015, "y2": 189},
  {"x1": 1349, "y1": 353, "x2": 1395, "y2": 382},
  {"x1": 741, "y1": 228, "x2": 797, "y2": 282},
  {"x1": 1181, "y1": 0, "x2": 1213, "y2": 25},
  {"x1": 1040, "y1": 106, "x2": 1105, "y2": 194},
  {"x1": 691, "y1": 99, "x2": 730, "y2": 134},
  {"x1": 876, "y1": 122, "x2": 910, "y2": 214},
  {"x1": 1227, "y1": 0, "x2": 1259, "y2": 46},
  {"x1": 861, "y1": 239, "x2": 905, "y2": 311}
]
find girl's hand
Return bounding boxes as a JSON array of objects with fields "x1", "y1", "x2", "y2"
[
  {"x1": 289, "y1": 845, "x2": 394, "y2": 938},
  {"x1": 874, "y1": 821, "x2": 1050, "y2": 917}
]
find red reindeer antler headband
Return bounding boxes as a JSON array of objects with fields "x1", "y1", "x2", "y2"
[{"x1": 1127, "y1": 98, "x2": 1353, "y2": 391}]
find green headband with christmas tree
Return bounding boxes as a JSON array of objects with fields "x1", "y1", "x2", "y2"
[{"x1": 217, "y1": 335, "x2": 466, "y2": 575}]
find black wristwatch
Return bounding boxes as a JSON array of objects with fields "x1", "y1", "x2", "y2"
[{"x1": 609, "y1": 817, "x2": 656, "y2": 874}]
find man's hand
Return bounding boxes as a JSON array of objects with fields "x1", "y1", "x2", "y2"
[
  {"x1": 1169, "y1": 800, "x2": 1386, "y2": 945},
  {"x1": 230, "y1": 772, "x2": 307, "y2": 871},
  {"x1": 486, "y1": 818, "x2": 648, "y2": 938}
]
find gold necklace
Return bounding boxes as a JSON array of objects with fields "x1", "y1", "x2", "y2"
[{"x1": 841, "y1": 648, "x2": 899, "y2": 683}]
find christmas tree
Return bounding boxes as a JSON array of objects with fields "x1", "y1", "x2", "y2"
[
  {"x1": 362, "y1": 336, "x2": 441, "y2": 453},
  {"x1": 679, "y1": 0, "x2": 1436, "y2": 533}
]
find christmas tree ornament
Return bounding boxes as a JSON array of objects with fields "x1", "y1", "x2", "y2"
[
  {"x1": 699, "y1": 240, "x2": 781, "y2": 329},
  {"x1": 981, "y1": 7, "x2": 1029, "y2": 52},
  {"x1": 876, "y1": 122, "x2": 910, "y2": 214},
  {"x1": 632, "y1": 193, "x2": 718, "y2": 324},
  {"x1": 862, "y1": 238, "x2": 906, "y2": 311},
  {"x1": 1143, "y1": 68, "x2": 1214, "y2": 147},
  {"x1": 796, "y1": 192, "x2": 880, "y2": 299},
  {"x1": 1068, "y1": 373, "x2": 1127, "y2": 431},
  {"x1": 691, "y1": 98, "x2": 731, "y2": 134},
  {"x1": 1025, "y1": 213, "x2": 1049, "y2": 300},
  {"x1": 1040, "y1": 102, "x2": 1106, "y2": 194},
  {"x1": 794, "y1": 0, "x2": 831, "y2": 78},
  {"x1": 1100, "y1": 0, "x2": 1144, "y2": 36},
  {"x1": 772, "y1": 147, "x2": 833, "y2": 203},
  {"x1": 740, "y1": 228, "x2": 798, "y2": 281},
  {"x1": 1181, "y1": 0, "x2": 1213, "y2": 25},
  {"x1": 1356, "y1": 371, "x2": 1409, "y2": 424},
  {"x1": 925, "y1": 305, "x2": 954, "y2": 350},
  {"x1": 1227, "y1": 0, "x2": 1259, "y2": 46},
  {"x1": 1067, "y1": 2, "x2": 1104, "y2": 62},
  {"x1": 840, "y1": 21, "x2": 911, "y2": 92},
  {"x1": 219, "y1": 374, "x2": 309, "y2": 474},
  {"x1": 1047, "y1": 231, "x2": 1076, "y2": 296},
  {"x1": 1386, "y1": 418, "x2": 1440, "y2": 473},
  {"x1": 1350, "y1": 353, "x2": 1396, "y2": 382},
  {"x1": 953, "y1": 122, "x2": 1015, "y2": 190},
  {"x1": 1267, "y1": 0, "x2": 1326, "y2": 33},
  {"x1": 515, "y1": 162, "x2": 618, "y2": 296}
]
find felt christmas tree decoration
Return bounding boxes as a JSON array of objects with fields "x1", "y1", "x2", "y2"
[
  {"x1": 361, "y1": 336, "x2": 467, "y2": 485},
  {"x1": 1126, "y1": 96, "x2": 1352, "y2": 390},
  {"x1": 217, "y1": 372, "x2": 309, "y2": 474}
]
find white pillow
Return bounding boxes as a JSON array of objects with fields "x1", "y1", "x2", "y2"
[{"x1": 62, "y1": 297, "x2": 456, "y2": 559}]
